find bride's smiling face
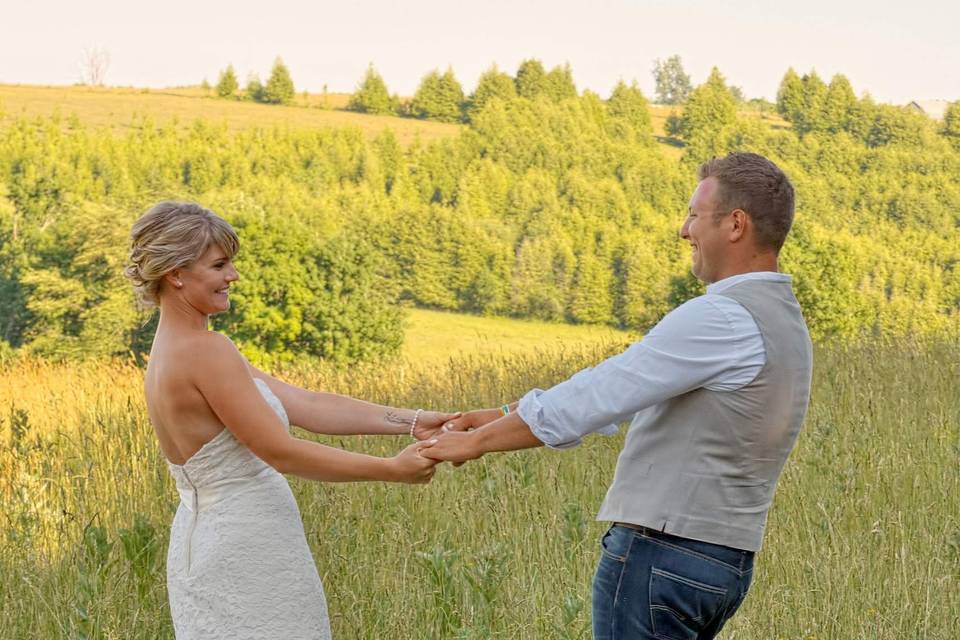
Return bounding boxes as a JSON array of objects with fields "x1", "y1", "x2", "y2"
[{"x1": 173, "y1": 244, "x2": 239, "y2": 315}]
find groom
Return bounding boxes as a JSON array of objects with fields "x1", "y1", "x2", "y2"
[{"x1": 421, "y1": 152, "x2": 813, "y2": 639}]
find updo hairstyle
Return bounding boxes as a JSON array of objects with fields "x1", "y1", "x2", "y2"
[{"x1": 125, "y1": 201, "x2": 240, "y2": 307}]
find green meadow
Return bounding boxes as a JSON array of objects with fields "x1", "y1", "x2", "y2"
[
  {"x1": 0, "y1": 320, "x2": 957, "y2": 639},
  {"x1": 401, "y1": 308, "x2": 634, "y2": 361}
]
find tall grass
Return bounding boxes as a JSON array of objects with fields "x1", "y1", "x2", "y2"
[{"x1": 0, "y1": 340, "x2": 957, "y2": 639}]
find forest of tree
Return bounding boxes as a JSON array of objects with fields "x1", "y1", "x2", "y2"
[{"x1": 0, "y1": 62, "x2": 958, "y2": 365}]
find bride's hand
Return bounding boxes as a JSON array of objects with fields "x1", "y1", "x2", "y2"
[
  {"x1": 412, "y1": 410, "x2": 462, "y2": 441},
  {"x1": 389, "y1": 442, "x2": 440, "y2": 484}
]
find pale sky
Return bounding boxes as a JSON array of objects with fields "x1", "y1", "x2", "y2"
[{"x1": 1, "y1": 0, "x2": 957, "y2": 105}]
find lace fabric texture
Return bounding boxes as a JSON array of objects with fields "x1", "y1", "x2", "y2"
[{"x1": 166, "y1": 379, "x2": 331, "y2": 639}]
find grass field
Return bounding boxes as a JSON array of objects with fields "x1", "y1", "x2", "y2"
[
  {"x1": 402, "y1": 308, "x2": 634, "y2": 361},
  {"x1": 0, "y1": 309, "x2": 957, "y2": 639},
  {"x1": 0, "y1": 84, "x2": 460, "y2": 145}
]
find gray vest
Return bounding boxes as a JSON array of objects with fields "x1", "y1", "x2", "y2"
[{"x1": 596, "y1": 278, "x2": 813, "y2": 552}]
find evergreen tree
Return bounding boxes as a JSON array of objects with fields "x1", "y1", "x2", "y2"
[
  {"x1": 410, "y1": 68, "x2": 464, "y2": 123},
  {"x1": 943, "y1": 101, "x2": 960, "y2": 141},
  {"x1": 0, "y1": 186, "x2": 26, "y2": 347},
  {"x1": 797, "y1": 71, "x2": 828, "y2": 134},
  {"x1": 664, "y1": 111, "x2": 683, "y2": 137},
  {"x1": 822, "y1": 74, "x2": 857, "y2": 134},
  {"x1": 776, "y1": 68, "x2": 804, "y2": 122},
  {"x1": 465, "y1": 65, "x2": 516, "y2": 121},
  {"x1": 216, "y1": 65, "x2": 238, "y2": 98},
  {"x1": 347, "y1": 64, "x2": 395, "y2": 115},
  {"x1": 510, "y1": 237, "x2": 564, "y2": 320},
  {"x1": 846, "y1": 93, "x2": 877, "y2": 141},
  {"x1": 403, "y1": 205, "x2": 459, "y2": 308},
  {"x1": 515, "y1": 59, "x2": 547, "y2": 99},
  {"x1": 607, "y1": 80, "x2": 652, "y2": 136},
  {"x1": 567, "y1": 250, "x2": 613, "y2": 324},
  {"x1": 263, "y1": 58, "x2": 295, "y2": 105},
  {"x1": 544, "y1": 64, "x2": 577, "y2": 102},
  {"x1": 614, "y1": 235, "x2": 674, "y2": 331},
  {"x1": 652, "y1": 55, "x2": 692, "y2": 105},
  {"x1": 677, "y1": 67, "x2": 737, "y2": 141},
  {"x1": 866, "y1": 104, "x2": 929, "y2": 147},
  {"x1": 245, "y1": 74, "x2": 264, "y2": 102}
]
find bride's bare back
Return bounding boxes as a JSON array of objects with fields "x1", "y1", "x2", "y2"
[{"x1": 144, "y1": 327, "x2": 235, "y2": 466}]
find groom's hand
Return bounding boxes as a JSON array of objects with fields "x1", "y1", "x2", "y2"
[
  {"x1": 440, "y1": 408, "x2": 501, "y2": 434},
  {"x1": 418, "y1": 431, "x2": 481, "y2": 465},
  {"x1": 412, "y1": 410, "x2": 462, "y2": 441}
]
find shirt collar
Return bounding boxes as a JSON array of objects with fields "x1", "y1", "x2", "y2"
[{"x1": 706, "y1": 271, "x2": 791, "y2": 295}]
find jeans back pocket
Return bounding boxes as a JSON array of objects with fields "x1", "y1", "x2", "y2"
[{"x1": 649, "y1": 566, "x2": 727, "y2": 640}]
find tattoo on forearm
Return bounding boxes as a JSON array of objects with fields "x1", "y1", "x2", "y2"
[{"x1": 384, "y1": 410, "x2": 412, "y2": 426}]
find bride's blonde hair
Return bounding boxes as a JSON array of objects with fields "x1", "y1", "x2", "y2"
[{"x1": 125, "y1": 201, "x2": 240, "y2": 308}]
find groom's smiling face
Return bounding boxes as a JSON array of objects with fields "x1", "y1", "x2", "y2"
[
  {"x1": 177, "y1": 244, "x2": 239, "y2": 315},
  {"x1": 680, "y1": 177, "x2": 731, "y2": 285}
]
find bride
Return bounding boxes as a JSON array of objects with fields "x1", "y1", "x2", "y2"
[{"x1": 125, "y1": 201, "x2": 455, "y2": 639}]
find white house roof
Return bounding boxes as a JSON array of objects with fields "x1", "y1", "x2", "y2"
[{"x1": 907, "y1": 100, "x2": 950, "y2": 120}]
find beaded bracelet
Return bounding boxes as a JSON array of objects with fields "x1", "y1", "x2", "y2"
[{"x1": 410, "y1": 408, "x2": 423, "y2": 439}]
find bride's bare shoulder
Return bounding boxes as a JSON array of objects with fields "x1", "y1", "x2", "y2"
[
  {"x1": 191, "y1": 329, "x2": 236, "y2": 350},
  {"x1": 150, "y1": 330, "x2": 243, "y2": 372},
  {"x1": 186, "y1": 331, "x2": 248, "y2": 375}
]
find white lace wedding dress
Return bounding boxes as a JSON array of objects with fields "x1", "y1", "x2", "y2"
[{"x1": 166, "y1": 378, "x2": 332, "y2": 639}]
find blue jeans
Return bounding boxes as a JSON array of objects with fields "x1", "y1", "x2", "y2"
[{"x1": 592, "y1": 524, "x2": 754, "y2": 640}]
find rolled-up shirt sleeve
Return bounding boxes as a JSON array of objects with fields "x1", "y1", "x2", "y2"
[
  {"x1": 516, "y1": 294, "x2": 765, "y2": 449},
  {"x1": 517, "y1": 387, "x2": 619, "y2": 449}
]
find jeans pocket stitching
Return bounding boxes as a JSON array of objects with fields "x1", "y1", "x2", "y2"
[
  {"x1": 650, "y1": 567, "x2": 728, "y2": 596},
  {"x1": 648, "y1": 568, "x2": 729, "y2": 640},
  {"x1": 650, "y1": 603, "x2": 702, "y2": 625},
  {"x1": 601, "y1": 547, "x2": 627, "y2": 562},
  {"x1": 600, "y1": 527, "x2": 631, "y2": 563}
]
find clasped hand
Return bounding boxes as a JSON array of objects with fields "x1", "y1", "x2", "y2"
[
  {"x1": 393, "y1": 408, "x2": 503, "y2": 482},
  {"x1": 415, "y1": 408, "x2": 500, "y2": 466}
]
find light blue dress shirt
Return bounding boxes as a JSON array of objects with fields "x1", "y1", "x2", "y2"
[{"x1": 517, "y1": 272, "x2": 791, "y2": 449}]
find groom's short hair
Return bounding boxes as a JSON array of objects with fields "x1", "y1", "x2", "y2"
[{"x1": 698, "y1": 152, "x2": 795, "y2": 252}]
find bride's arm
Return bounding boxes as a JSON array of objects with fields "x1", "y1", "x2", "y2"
[
  {"x1": 192, "y1": 333, "x2": 437, "y2": 483},
  {"x1": 245, "y1": 362, "x2": 458, "y2": 439}
]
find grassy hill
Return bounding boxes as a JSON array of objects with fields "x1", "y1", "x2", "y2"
[{"x1": 0, "y1": 84, "x2": 460, "y2": 145}]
